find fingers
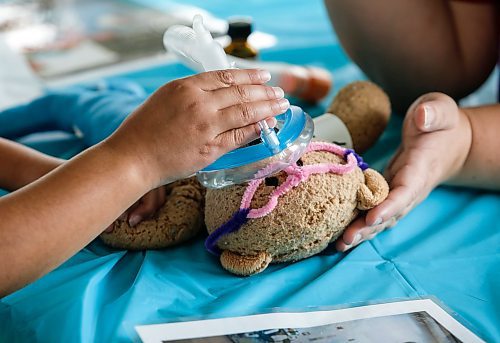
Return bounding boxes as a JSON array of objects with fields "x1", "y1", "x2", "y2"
[
  {"x1": 211, "y1": 84, "x2": 285, "y2": 109},
  {"x1": 335, "y1": 217, "x2": 366, "y2": 252},
  {"x1": 215, "y1": 117, "x2": 277, "y2": 150},
  {"x1": 364, "y1": 186, "x2": 414, "y2": 227},
  {"x1": 335, "y1": 214, "x2": 399, "y2": 252},
  {"x1": 338, "y1": 146, "x2": 430, "y2": 251},
  {"x1": 192, "y1": 69, "x2": 272, "y2": 91},
  {"x1": 218, "y1": 98, "x2": 289, "y2": 132},
  {"x1": 407, "y1": 93, "x2": 459, "y2": 133},
  {"x1": 371, "y1": 147, "x2": 425, "y2": 226},
  {"x1": 127, "y1": 187, "x2": 166, "y2": 227}
]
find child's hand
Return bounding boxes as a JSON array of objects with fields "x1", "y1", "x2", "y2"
[
  {"x1": 104, "y1": 186, "x2": 166, "y2": 232},
  {"x1": 106, "y1": 69, "x2": 288, "y2": 188},
  {"x1": 336, "y1": 92, "x2": 472, "y2": 252}
]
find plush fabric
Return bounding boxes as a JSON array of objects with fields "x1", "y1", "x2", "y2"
[{"x1": 205, "y1": 143, "x2": 388, "y2": 275}]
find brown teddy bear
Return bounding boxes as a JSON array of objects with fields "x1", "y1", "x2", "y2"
[
  {"x1": 100, "y1": 81, "x2": 390, "y2": 260},
  {"x1": 203, "y1": 81, "x2": 391, "y2": 275}
]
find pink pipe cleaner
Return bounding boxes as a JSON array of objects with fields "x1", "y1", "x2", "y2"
[{"x1": 242, "y1": 141, "x2": 358, "y2": 219}]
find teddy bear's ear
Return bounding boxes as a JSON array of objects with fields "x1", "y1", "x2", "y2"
[{"x1": 356, "y1": 168, "x2": 390, "y2": 210}]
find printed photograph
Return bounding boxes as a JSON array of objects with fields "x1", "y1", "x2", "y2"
[{"x1": 169, "y1": 311, "x2": 462, "y2": 343}]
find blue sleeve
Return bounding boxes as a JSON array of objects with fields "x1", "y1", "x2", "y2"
[{"x1": 0, "y1": 79, "x2": 147, "y2": 146}]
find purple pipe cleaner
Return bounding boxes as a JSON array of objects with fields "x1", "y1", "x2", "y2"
[
  {"x1": 205, "y1": 208, "x2": 250, "y2": 255},
  {"x1": 344, "y1": 149, "x2": 369, "y2": 170}
]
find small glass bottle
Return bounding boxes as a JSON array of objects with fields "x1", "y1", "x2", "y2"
[{"x1": 224, "y1": 18, "x2": 258, "y2": 59}]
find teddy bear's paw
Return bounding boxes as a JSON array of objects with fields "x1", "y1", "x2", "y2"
[
  {"x1": 220, "y1": 250, "x2": 273, "y2": 276},
  {"x1": 100, "y1": 177, "x2": 205, "y2": 250},
  {"x1": 357, "y1": 168, "x2": 390, "y2": 210}
]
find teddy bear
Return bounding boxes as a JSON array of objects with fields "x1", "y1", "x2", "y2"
[
  {"x1": 203, "y1": 81, "x2": 391, "y2": 275},
  {"x1": 100, "y1": 81, "x2": 391, "y2": 259}
]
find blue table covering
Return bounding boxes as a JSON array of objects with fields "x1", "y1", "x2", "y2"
[{"x1": 1, "y1": 0, "x2": 499, "y2": 342}]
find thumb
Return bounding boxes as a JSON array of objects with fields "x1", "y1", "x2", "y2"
[{"x1": 410, "y1": 93, "x2": 459, "y2": 133}]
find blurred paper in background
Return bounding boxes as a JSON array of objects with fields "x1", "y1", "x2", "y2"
[{"x1": 0, "y1": 0, "x2": 227, "y2": 85}]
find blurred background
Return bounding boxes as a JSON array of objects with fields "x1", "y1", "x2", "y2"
[
  {"x1": 1, "y1": 0, "x2": 496, "y2": 112},
  {"x1": 0, "y1": 0, "x2": 362, "y2": 114}
]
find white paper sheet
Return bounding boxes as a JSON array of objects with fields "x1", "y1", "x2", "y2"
[{"x1": 136, "y1": 298, "x2": 483, "y2": 343}]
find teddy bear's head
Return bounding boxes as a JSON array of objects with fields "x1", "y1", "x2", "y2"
[{"x1": 204, "y1": 142, "x2": 389, "y2": 276}]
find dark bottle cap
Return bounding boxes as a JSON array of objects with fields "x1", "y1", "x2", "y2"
[{"x1": 227, "y1": 18, "x2": 253, "y2": 40}]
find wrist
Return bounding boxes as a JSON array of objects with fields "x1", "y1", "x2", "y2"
[{"x1": 99, "y1": 136, "x2": 160, "y2": 192}]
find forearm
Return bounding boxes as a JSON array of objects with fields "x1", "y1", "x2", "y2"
[
  {"x1": 449, "y1": 104, "x2": 500, "y2": 189},
  {"x1": 0, "y1": 138, "x2": 64, "y2": 191},
  {"x1": 324, "y1": 0, "x2": 498, "y2": 112},
  {"x1": 0, "y1": 141, "x2": 151, "y2": 296}
]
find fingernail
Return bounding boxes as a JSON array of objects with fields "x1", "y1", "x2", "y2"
[
  {"x1": 128, "y1": 215, "x2": 142, "y2": 227},
  {"x1": 278, "y1": 98, "x2": 290, "y2": 111},
  {"x1": 341, "y1": 244, "x2": 351, "y2": 252},
  {"x1": 268, "y1": 117, "x2": 278, "y2": 128},
  {"x1": 351, "y1": 233, "x2": 363, "y2": 246},
  {"x1": 272, "y1": 87, "x2": 284, "y2": 98},
  {"x1": 259, "y1": 70, "x2": 271, "y2": 82},
  {"x1": 423, "y1": 105, "x2": 433, "y2": 129},
  {"x1": 370, "y1": 217, "x2": 383, "y2": 226},
  {"x1": 365, "y1": 233, "x2": 377, "y2": 240}
]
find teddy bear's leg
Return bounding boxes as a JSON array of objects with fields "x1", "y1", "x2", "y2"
[
  {"x1": 220, "y1": 250, "x2": 273, "y2": 276},
  {"x1": 357, "y1": 168, "x2": 390, "y2": 210}
]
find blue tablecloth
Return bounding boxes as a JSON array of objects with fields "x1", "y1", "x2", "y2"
[{"x1": 1, "y1": 1, "x2": 499, "y2": 342}]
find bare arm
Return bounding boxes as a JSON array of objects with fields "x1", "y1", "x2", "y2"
[
  {"x1": 0, "y1": 138, "x2": 63, "y2": 191},
  {"x1": 453, "y1": 104, "x2": 500, "y2": 188},
  {"x1": 324, "y1": 0, "x2": 499, "y2": 112},
  {"x1": 0, "y1": 69, "x2": 287, "y2": 296},
  {"x1": 0, "y1": 143, "x2": 148, "y2": 296}
]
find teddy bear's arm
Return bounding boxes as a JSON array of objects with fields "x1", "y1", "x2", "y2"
[{"x1": 356, "y1": 168, "x2": 390, "y2": 210}]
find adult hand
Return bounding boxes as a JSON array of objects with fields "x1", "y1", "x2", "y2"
[{"x1": 336, "y1": 92, "x2": 472, "y2": 251}]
